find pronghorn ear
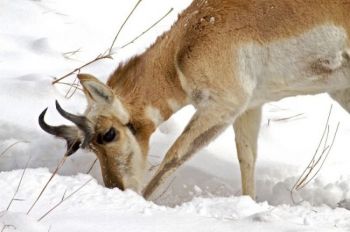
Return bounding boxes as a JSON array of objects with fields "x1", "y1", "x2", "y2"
[
  {"x1": 77, "y1": 73, "x2": 130, "y2": 124},
  {"x1": 77, "y1": 73, "x2": 114, "y2": 105}
]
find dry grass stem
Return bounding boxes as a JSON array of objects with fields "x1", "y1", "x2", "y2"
[
  {"x1": 64, "y1": 78, "x2": 80, "y2": 99},
  {"x1": 0, "y1": 141, "x2": 30, "y2": 159},
  {"x1": 27, "y1": 155, "x2": 68, "y2": 215},
  {"x1": 267, "y1": 103, "x2": 289, "y2": 112},
  {"x1": 6, "y1": 156, "x2": 32, "y2": 211},
  {"x1": 294, "y1": 107, "x2": 331, "y2": 190},
  {"x1": 55, "y1": 81, "x2": 83, "y2": 91},
  {"x1": 297, "y1": 123, "x2": 339, "y2": 190},
  {"x1": 52, "y1": 0, "x2": 174, "y2": 91},
  {"x1": 1, "y1": 225, "x2": 15, "y2": 232},
  {"x1": 63, "y1": 48, "x2": 82, "y2": 60},
  {"x1": 53, "y1": 0, "x2": 142, "y2": 86},
  {"x1": 108, "y1": 0, "x2": 143, "y2": 54},
  {"x1": 291, "y1": 105, "x2": 340, "y2": 204},
  {"x1": 52, "y1": 53, "x2": 112, "y2": 84},
  {"x1": 86, "y1": 158, "x2": 98, "y2": 174},
  {"x1": 119, "y1": 7, "x2": 174, "y2": 49},
  {"x1": 37, "y1": 178, "x2": 93, "y2": 221},
  {"x1": 267, "y1": 113, "x2": 305, "y2": 126}
]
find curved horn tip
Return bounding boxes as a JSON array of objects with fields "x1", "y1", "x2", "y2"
[
  {"x1": 55, "y1": 100, "x2": 61, "y2": 111},
  {"x1": 39, "y1": 107, "x2": 48, "y2": 120},
  {"x1": 38, "y1": 107, "x2": 49, "y2": 128},
  {"x1": 38, "y1": 107, "x2": 61, "y2": 136},
  {"x1": 55, "y1": 100, "x2": 74, "y2": 119}
]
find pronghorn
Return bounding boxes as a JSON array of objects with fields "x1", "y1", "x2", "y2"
[{"x1": 39, "y1": 0, "x2": 350, "y2": 200}]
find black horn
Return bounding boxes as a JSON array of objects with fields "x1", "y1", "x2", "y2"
[
  {"x1": 38, "y1": 108, "x2": 81, "y2": 156},
  {"x1": 55, "y1": 100, "x2": 93, "y2": 148}
]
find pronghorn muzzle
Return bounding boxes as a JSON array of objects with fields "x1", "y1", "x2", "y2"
[{"x1": 38, "y1": 100, "x2": 94, "y2": 156}]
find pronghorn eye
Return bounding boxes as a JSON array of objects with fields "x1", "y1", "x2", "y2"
[
  {"x1": 126, "y1": 123, "x2": 137, "y2": 135},
  {"x1": 103, "y1": 127, "x2": 117, "y2": 142},
  {"x1": 97, "y1": 127, "x2": 117, "y2": 144}
]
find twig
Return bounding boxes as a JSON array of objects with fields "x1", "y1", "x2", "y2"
[
  {"x1": 37, "y1": 178, "x2": 93, "y2": 221},
  {"x1": 292, "y1": 107, "x2": 332, "y2": 192},
  {"x1": 1, "y1": 225, "x2": 15, "y2": 232},
  {"x1": 64, "y1": 77, "x2": 80, "y2": 99},
  {"x1": 294, "y1": 108, "x2": 332, "y2": 190},
  {"x1": 119, "y1": 7, "x2": 174, "y2": 49},
  {"x1": 86, "y1": 158, "x2": 98, "y2": 174},
  {"x1": 61, "y1": 189, "x2": 68, "y2": 202},
  {"x1": 52, "y1": 54, "x2": 112, "y2": 84},
  {"x1": 6, "y1": 156, "x2": 32, "y2": 211},
  {"x1": 27, "y1": 155, "x2": 68, "y2": 215},
  {"x1": 54, "y1": 0, "x2": 143, "y2": 85},
  {"x1": 63, "y1": 48, "x2": 82, "y2": 59},
  {"x1": 0, "y1": 141, "x2": 30, "y2": 159},
  {"x1": 291, "y1": 105, "x2": 339, "y2": 204},
  {"x1": 108, "y1": 0, "x2": 143, "y2": 54},
  {"x1": 267, "y1": 113, "x2": 305, "y2": 126},
  {"x1": 63, "y1": 48, "x2": 81, "y2": 56},
  {"x1": 297, "y1": 123, "x2": 339, "y2": 190},
  {"x1": 295, "y1": 128, "x2": 330, "y2": 191},
  {"x1": 271, "y1": 113, "x2": 305, "y2": 122},
  {"x1": 52, "y1": 1, "x2": 173, "y2": 87},
  {"x1": 55, "y1": 82, "x2": 83, "y2": 91}
]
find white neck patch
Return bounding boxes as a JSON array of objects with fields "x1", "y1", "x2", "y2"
[
  {"x1": 112, "y1": 98, "x2": 130, "y2": 124},
  {"x1": 145, "y1": 105, "x2": 164, "y2": 126},
  {"x1": 167, "y1": 98, "x2": 182, "y2": 112}
]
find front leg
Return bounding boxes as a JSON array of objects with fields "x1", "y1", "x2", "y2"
[
  {"x1": 143, "y1": 103, "x2": 246, "y2": 199},
  {"x1": 233, "y1": 107, "x2": 261, "y2": 200}
]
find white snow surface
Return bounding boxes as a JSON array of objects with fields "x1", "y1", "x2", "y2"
[{"x1": 1, "y1": 0, "x2": 350, "y2": 231}]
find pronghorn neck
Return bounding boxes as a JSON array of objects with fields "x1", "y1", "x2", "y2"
[{"x1": 107, "y1": 28, "x2": 188, "y2": 128}]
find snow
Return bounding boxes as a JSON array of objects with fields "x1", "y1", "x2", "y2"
[{"x1": 1, "y1": 0, "x2": 350, "y2": 231}]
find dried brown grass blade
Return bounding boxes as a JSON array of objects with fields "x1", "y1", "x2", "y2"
[
  {"x1": 6, "y1": 156, "x2": 32, "y2": 211},
  {"x1": 86, "y1": 158, "x2": 98, "y2": 174},
  {"x1": 108, "y1": 0, "x2": 143, "y2": 54},
  {"x1": 0, "y1": 141, "x2": 30, "y2": 159},
  {"x1": 26, "y1": 155, "x2": 67, "y2": 215},
  {"x1": 52, "y1": 0, "x2": 173, "y2": 91},
  {"x1": 52, "y1": 54, "x2": 112, "y2": 84},
  {"x1": 37, "y1": 178, "x2": 93, "y2": 221},
  {"x1": 120, "y1": 7, "x2": 174, "y2": 49},
  {"x1": 291, "y1": 105, "x2": 339, "y2": 204}
]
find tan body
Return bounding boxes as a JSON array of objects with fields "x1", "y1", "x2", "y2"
[{"x1": 41, "y1": 0, "x2": 350, "y2": 200}]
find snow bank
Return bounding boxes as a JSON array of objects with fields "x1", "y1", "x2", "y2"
[{"x1": 1, "y1": 169, "x2": 350, "y2": 232}]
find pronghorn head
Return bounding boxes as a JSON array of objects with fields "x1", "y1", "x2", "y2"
[{"x1": 39, "y1": 74, "x2": 150, "y2": 192}]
